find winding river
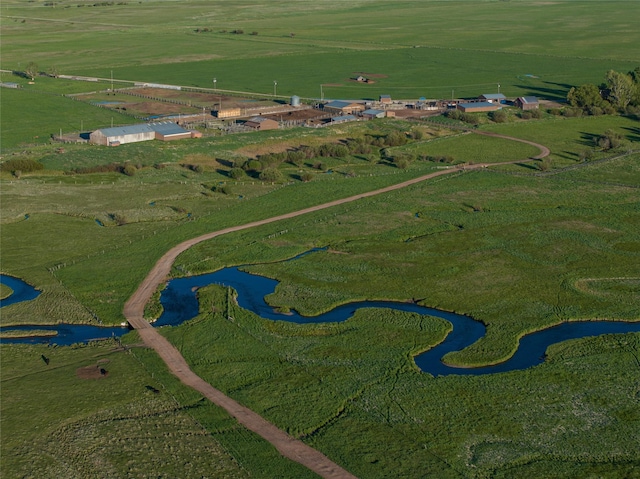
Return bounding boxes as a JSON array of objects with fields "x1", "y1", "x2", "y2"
[{"x1": 1, "y1": 270, "x2": 639, "y2": 376}]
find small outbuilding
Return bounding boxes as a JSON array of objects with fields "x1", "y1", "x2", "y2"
[
  {"x1": 244, "y1": 116, "x2": 279, "y2": 131},
  {"x1": 362, "y1": 109, "x2": 386, "y2": 119},
  {"x1": 379, "y1": 94, "x2": 392, "y2": 104},
  {"x1": 330, "y1": 115, "x2": 357, "y2": 124},
  {"x1": 323, "y1": 100, "x2": 365, "y2": 115},
  {"x1": 457, "y1": 102, "x2": 500, "y2": 113},
  {"x1": 479, "y1": 93, "x2": 506, "y2": 104},
  {"x1": 514, "y1": 96, "x2": 539, "y2": 110}
]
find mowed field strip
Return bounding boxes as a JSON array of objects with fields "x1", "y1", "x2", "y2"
[{"x1": 124, "y1": 134, "x2": 548, "y2": 478}]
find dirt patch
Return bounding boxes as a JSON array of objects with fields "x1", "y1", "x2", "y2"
[{"x1": 76, "y1": 359, "x2": 110, "y2": 380}]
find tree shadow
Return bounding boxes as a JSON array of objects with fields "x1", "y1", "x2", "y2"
[
  {"x1": 513, "y1": 81, "x2": 573, "y2": 101},
  {"x1": 622, "y1": 126, "x2": 640, "y2": 143},
  {"x1": 579, "y1": 131, "x2": 599, "y2": 147}
]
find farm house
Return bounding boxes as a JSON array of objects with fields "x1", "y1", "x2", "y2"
[
  {"x1": 515, "y1": 96, "x2": 539, "y2": 110},
  {"x1": 457, "y1": 102, "x2": 500, "y2": 113},
  {"x1": 379, "y1": 94, "x2": 392, "y2": 105},
  {"x1": 244, "y1": 116, "x2": 279, "y2": 131}
]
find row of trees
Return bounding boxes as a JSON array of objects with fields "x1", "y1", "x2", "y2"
[
  {"x1": 567, "y1": 68, "x2": 640, "y2": 115},
  {"x1": 231, "y1": 130, "x2": 416, "y2": 177}
]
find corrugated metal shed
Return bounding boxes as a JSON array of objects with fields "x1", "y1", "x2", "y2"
[
  {"x1": 324, "y1": 100, "x2": 354, "y2": 110},
  {"x1": 149, "y1": 121, "x2": 189, "y2": 136},
  {"x1": 97, "y1": 124, "x2": 154, "y2": 137},
  {"x1": 330, "y1": 115, "x2": 357, "y2": 123},
  {"x1": 480, "y1": 93, "x2": 506, "y2": 101},
  {"x1": 362, "y1": 109, "x2": 385, "y2": 118}
]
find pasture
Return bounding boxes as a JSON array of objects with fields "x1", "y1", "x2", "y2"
[{"x1": 2, "y1": 1, "x2": 640, "y2": 477}]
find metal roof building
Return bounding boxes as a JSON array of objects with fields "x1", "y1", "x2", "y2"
[
  {"x1": 330, "y1": 114, "x2": 357, "y2": 124},
  {"x1": 149, "y1": 121, "x2": 192, "y2": 141},
  {"x1": 244, "y1": 116, "x2": 279, "y2": 131},
  {"x1": 457, "y1": 102, "x2": 500, "y2": 113},
  {"x1": 89, "y1": 124, "x2": 155, "y2": 146},
  {"x1": 515, "y1": 96, "x2": 539, "y2": 110},
  {"x1": 323, "y1": 101, "x2": 365, "y2": 114},
  {"x1": 362, "y1": 109, "x2": 386, "y2": 119},
  {"x1": 90, "y1": 122, "x2": 196, "y2": 146},
  {"x1": 479, "y1": 93, "x2": 506, "y2": 103}
]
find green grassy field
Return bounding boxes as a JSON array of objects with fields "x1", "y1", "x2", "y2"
[
  {"x1": 2, "y1": 1, "x2": 640, "y2": 477},
  {"x1": 152, "y1": 284, "x2": 640, "y2": 478},
  {"x1": 0, "y1": 340, "x2": 318, "y2": 478}
]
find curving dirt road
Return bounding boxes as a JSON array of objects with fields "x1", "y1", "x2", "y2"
[{"x1": 124, "y1": 135, "x2": 549, "y2": 479}]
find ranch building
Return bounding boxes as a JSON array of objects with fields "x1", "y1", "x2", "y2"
[
  {"x1": 379, "y1": 94, "x2": 392, "y2": 105},
  {"x1": 515, "y1": 96, "x2": 539, "y2": 110},
  {"x1": 244, "y1": 116, "x2": 279, "y2": 131},
  {"x1": 150, "y1": 121, "x2": 193, "y2": 141},
  {"x1": 323, "y1": 100, "x2": 366, "y2": 115},
  {"x1": 90, "y1": 122, "x2": 198, "y2": 146},
  {"x1": 457, "y1": 102, "x2": 500, "y2": 113},
  {"x1": 479, "y1": 93, "x2": 506, "y2": 104},
  {"x1": 90, "y1": 124, "x2": 155, "y2": 146},
  {"x1": 330, "y1": 114, "x2": 357, "y2": 124},
  {"x1": 362, "y1": 109, "x2": 386, "y2": 119}
]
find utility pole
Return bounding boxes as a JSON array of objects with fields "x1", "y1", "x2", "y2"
[
  {"x1": 110, "y1": 70, "x2": 113, "y2": 92},
  {"x1": 497, "y1": 83, "x2": 500, "y2": 94},
  {"x1": 320, "y1": 84, "x2": 323, "y2": 101},
  {"x1": 213, "y1": 77, "x2": 216, "y2": 91},
  {"x1": 273, "y1": 80, "x2": 277, "y2": 97}
]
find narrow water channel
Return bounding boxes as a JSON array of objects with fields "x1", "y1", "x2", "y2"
[{"x1": 1, "y1": 268, "x2": 638, "y2": 376}]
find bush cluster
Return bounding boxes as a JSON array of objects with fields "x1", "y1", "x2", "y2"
[
  {"x1": 67, "y1": 162, "x2": 136, "y2": 176},
  {"x1": 445, "y1": 110, "x2": 478, "y2": 125},
  {"x1": 0, "y1": 158, "x2": 44, "y2": 175}
]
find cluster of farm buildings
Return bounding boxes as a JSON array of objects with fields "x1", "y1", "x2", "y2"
[{"x1": 88, "y1": 92, "x2": 538, "y2": 147}]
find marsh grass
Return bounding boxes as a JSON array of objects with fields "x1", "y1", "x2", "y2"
[{"x1": 153, "y1": 285, "x2": 640, "y2": 478}]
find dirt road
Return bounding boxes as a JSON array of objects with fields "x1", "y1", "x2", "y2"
[{"x1": 124, "y1": 137, "x2": 549, "y2": 478}]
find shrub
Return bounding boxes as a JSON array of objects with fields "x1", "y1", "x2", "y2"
[
  {"x1": 491, "y1": 110, "x2": 507, "y2": 123},
  {"x1": 122, "y1": 164, "x2": 136, "y2": 176},
  {"x1": 0, "y1": 158, "x2": 44, "y2": 174},
  {"x1": 596, "y1": 129, "x2": 626, "y2": 150},
  {"x1": 229, "y1": 167, "x2": 245, "y2": 179},
  {"x1": 244, "y1": 159, "x2": 263, "y2": 172},
  {"x1": 410, "y1": 129, "x2": 424, "y2": 140},
  {"x1": 530, "y1": 108, "x2": 543, "y2": 119},
  {"x1": 259, "y1": 168, "x2": 283, "y2": 182},
  {"x1": 385, "y1": 131, "x2": 407, "y2": 147},
  {"x1": 579, "y1": 149, "x2": 596, "y2": 161},
  {"x1": 300, "y1": 172, "x2": 314, "y2": 182}
]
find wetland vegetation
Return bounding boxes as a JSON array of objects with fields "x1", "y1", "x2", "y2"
[{"x1": 1, "y1": 1, "x2": 639, "y2": 477}]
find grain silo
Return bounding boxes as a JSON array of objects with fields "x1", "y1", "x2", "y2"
[{"x1": 290, "y1": 95, "x2": 301, "y2": 107}]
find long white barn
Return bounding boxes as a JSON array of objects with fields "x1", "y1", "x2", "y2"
[{"x1": 90, "y1": 122, "x2": 196, "y2": 146}]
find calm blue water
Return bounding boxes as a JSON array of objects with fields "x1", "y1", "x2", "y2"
[
  {"x1": 2, "y1": 268, "x2": 639, "y2": 376},
  {"x1": 0, "y1": 274, "x2": 41, "y2": 307}
]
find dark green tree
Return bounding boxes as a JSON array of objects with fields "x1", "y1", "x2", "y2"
[{"x1": 605, "y1": 70, "x2": 635, "y2": 109}]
